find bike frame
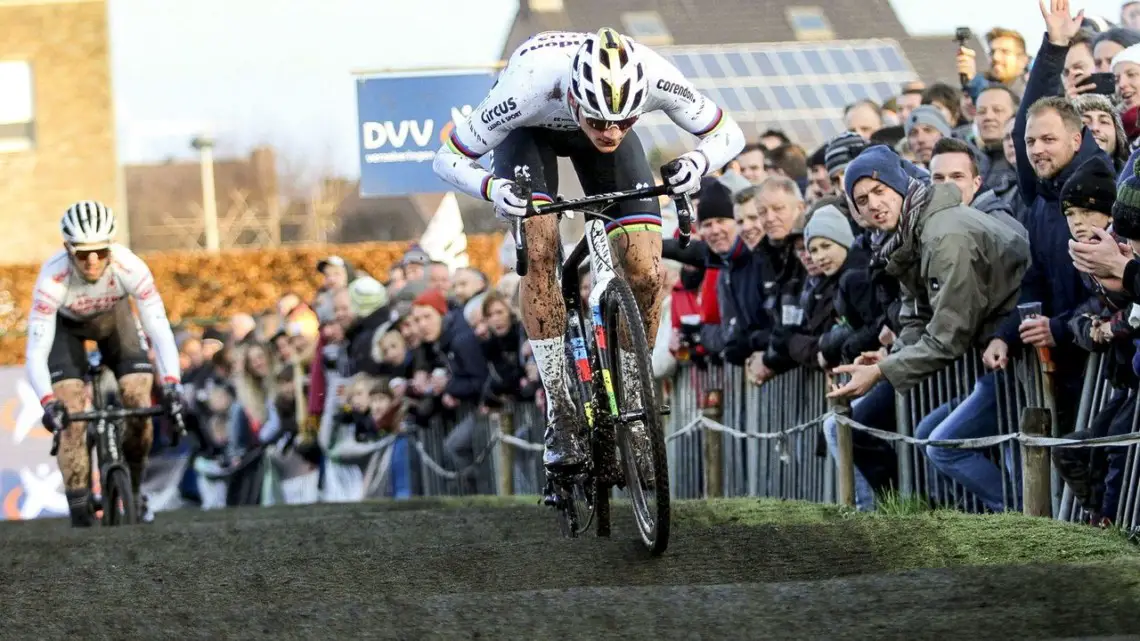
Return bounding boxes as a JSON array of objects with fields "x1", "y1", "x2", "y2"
[{"x1": 65, "y1": 366, "x2": 164, "y2": 477}]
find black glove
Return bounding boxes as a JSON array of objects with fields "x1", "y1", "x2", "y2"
[
  {"x1": 42, "y1": 400, "x2": 67, "y2": 434},
  {"x1": 161, "y1": 383, "x2": 187, "y2": 443}
]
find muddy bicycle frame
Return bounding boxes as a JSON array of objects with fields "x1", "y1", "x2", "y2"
[{"x1": 509, "y1": 172, "x2": 693, "y2": 429}]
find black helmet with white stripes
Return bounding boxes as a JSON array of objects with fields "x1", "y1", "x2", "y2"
[{"x1": 60, "y1": 200, "x2": 117, "y2": 246}]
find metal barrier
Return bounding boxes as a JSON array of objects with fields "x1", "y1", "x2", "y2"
[{"x1": 199, "y1": 349, "x2": 1140, "y2": 534}]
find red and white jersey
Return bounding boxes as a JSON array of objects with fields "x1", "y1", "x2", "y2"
[{"x1": 25, "y1": 244, "x2": 181, "y2": 403}]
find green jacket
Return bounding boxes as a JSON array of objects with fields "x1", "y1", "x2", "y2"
[{"x1": 878, "y1": 184, "x2": 1031, "y2": 392}]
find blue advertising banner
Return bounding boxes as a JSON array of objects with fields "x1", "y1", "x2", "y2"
[{"x1": 356, "y1": 68, "x2": 500, "y2": 197}]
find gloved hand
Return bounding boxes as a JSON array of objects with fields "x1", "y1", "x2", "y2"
[
  {"x1": 42, "y1": 399, "x2": 67, "y2": 434},
  {"x1": 662, "y1": 151, "x2": 708, "y2": 195},
  {"x1": 161, "y1": 382, "x2": 185, "y2": 423},
  {"x1": 490, "y1": 179, "x2": 528, "y2": 220}
]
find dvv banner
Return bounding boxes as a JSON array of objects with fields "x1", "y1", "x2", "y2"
[{"x1": 356, "y1": 67, "x2": 500, "y2": 197}]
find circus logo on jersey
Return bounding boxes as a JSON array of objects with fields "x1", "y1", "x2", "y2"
[{"x1": 480, "y1": 98, "x2": 517, "y2": 123}]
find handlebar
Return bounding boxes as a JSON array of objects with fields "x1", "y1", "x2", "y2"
[
  {"x1": 509, "y1": 162, "x2": 693, "y2": 276},
  {"x1": 64, "y1": 406, "x2": 167, "y2": 423}
]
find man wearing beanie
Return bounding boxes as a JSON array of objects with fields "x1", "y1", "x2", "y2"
[
  {"x1": 824, "y1": 131, "x2": 868, "y2": 192},
  {"x1": 904, "y1": 105, "x2": 952, "y2": 166},
  {"x1": 833, "y1": 143, "x2": 1031, "y2": 512},
  {"x1": 409, "y1": 288, "x2": 488, "y2": 410},
  {"x1": 343, "y1": 276, "x2": 391, "y2": 375},
  {"x1": 1071, "y1": 93, "x2": 1129, "y2": 171},
  {"x1": 832, "y1": 144, "x2": 1030, "y2": 395}
]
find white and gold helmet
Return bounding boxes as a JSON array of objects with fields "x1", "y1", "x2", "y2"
[{"x1": 569, "y1": 28, "x2": 648, "y2": 122}]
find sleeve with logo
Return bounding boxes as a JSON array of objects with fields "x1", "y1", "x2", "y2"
[
  {"x1": 25, "y1": 257, "x2": 69, "y2": 404},
  {"x1": 432, "y1": 61, "x2": 536, "y2": 201},
  {"x1": 115, "y1": 247, "x2": 182, "y2": 384},
  {"x1": 640, "y1": 46, "x2": 746, "y2": 173}
]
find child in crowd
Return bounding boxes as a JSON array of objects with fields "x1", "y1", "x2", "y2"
[{"x1": 1057, "y1": 155, "x2": 1140, "y2": 526}]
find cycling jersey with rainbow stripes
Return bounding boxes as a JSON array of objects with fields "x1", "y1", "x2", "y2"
[{"x1": 432, "y1": 30, "x2": 744, "y2": 206}]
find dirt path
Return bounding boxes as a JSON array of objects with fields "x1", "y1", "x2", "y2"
[{"x1": 2, "y1": 500, "x2": 1137, "y2": 640}]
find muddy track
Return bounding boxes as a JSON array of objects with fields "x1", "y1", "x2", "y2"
[{"x1": 2, "y1": 501, "x2": 1138, "y2": 640}]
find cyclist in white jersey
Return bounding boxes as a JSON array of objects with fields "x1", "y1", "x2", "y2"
[
  {"x1": 433, "y1": 28, "x2": 745, "y2": 469},
  {"x1": 26, "y1": 201, "x2": 184, "y2": 526}
]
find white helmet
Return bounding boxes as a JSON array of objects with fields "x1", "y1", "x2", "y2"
[
  {"x1": 61, "y1": 200, "x2": 117, "y2": 246},
  {"x1": 569, "y1": 28, "x2": 648, "y2": 121}
]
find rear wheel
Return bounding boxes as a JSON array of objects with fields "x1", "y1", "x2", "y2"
[
  {"x1": 603, "y1": 277, "x2": 670, "y2": 556},
  {"x1": 101, "y1": 464, "x2": 138, "y2": 526},
  {"x1": 553, "y1": 475, "x2": 594, "y2": 537}
]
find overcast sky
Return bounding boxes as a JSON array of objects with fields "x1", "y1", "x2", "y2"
[{"x1": 107, "y1": 0, "x2": 1132, "y2": 176}]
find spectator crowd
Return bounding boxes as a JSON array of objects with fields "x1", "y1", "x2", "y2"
[{"x1": 156, "y1": 1, "x2": 1140, "y2": 524}]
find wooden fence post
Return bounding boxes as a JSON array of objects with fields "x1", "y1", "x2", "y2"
[
  {"x1": 494, "y1": 411, "x2": 514, "y2": 496},
  {"x1": 829, "y1": 382, "x2": 855, "y2": 508},
  {"x1": 1020, "y1": 407, "x2": 1052, "y2": 517},
  {"x1": 701, "y1": 388, "x2": 724, "y2": 498}
]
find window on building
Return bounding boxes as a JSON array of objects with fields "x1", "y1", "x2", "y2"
[
  {"x1": 0, "y1": 61, "x2": 34, "y2": 153},
  {"x1": 786, "y1": 7, "x2": 834, "y2": 41},
  {"x1": 621, "y1": 11, "x2": 673, "y2": 46}
]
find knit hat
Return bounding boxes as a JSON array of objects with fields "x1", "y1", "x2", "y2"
[
  {"x1": 696, "y1": 176, "x2": 734, "y2": 223},
  {"x1": 1071, "y1": 94, "x2": 1128, "y2": 153},
  {"x1": 825, "y1": 132, "x2": 868, "y2": 178},
  {"x1": 843, "y1": 145, "x2": 911, "y2": 203},
  {"x1": 1061, "y1": 155, "x2": 1117, "y2": 216},
  {"x1": 804, "y1": 205, "x2": 855, "y2": 249},
  {"x1": 808, "y1": 143, "x2": 828, "y2": 168},
  {"x1": 348, "y1": 276, "x2": 388, "y2": 318},
  {"x1": 1112, "y1": 43, "x2": 1140, "y2": 73},
  {"x1": 1113, "y1": 154, "x2": 1140, "y2": 239},
  {"x1": 904, "y1": 105, "x2": 952, "y2": 138},
  {"x1": 412, "y1": 288, "x2": 449, "y2": 316}
]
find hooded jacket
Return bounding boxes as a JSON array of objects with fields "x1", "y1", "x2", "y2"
[
  {"x1": 877, "y1": 184, "x2": 1031, "y2": 392},
  {"x1": 970, "y1": 188, "x2": 1029, "y2": 239}
]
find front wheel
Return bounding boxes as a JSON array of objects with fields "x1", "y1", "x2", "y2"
[
  {"x1": 602, "y1": 277, "x2": 670, "y2": 556},
  {"x1": 101, "y1": 464, "x2": 138, "y2": 526}
]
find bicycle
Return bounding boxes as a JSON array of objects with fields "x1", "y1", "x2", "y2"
[
  {"x1": 509, "y1": 164, "x2": 693, "y2": 556},
  {"x1": 49, "y1": 362, "x2": 183, "y2": 526}
]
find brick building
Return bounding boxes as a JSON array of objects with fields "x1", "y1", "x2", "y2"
[{"x1": 0, "y1": 0, "x2": 121, "y2": 265}]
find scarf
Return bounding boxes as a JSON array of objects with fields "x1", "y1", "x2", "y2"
[{"x1": 874, "y1": 178, "x2": 933, "y2": 265}]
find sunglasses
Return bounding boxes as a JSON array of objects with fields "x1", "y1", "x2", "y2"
[
  {"x1": 70, "y1": 246, "x2": 110, "y2": 261},
  {"x1": 584, "y1": 116, "x2": 638, "y2": 132}
]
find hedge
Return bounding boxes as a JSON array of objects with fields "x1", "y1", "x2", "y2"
[{"x1": 0, "y1": 234, "x2": 504, "y2": 365}]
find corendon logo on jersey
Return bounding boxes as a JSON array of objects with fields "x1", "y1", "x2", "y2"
[{"x1": 656, "y1": 80, "x2": 697, "y2": 103}]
